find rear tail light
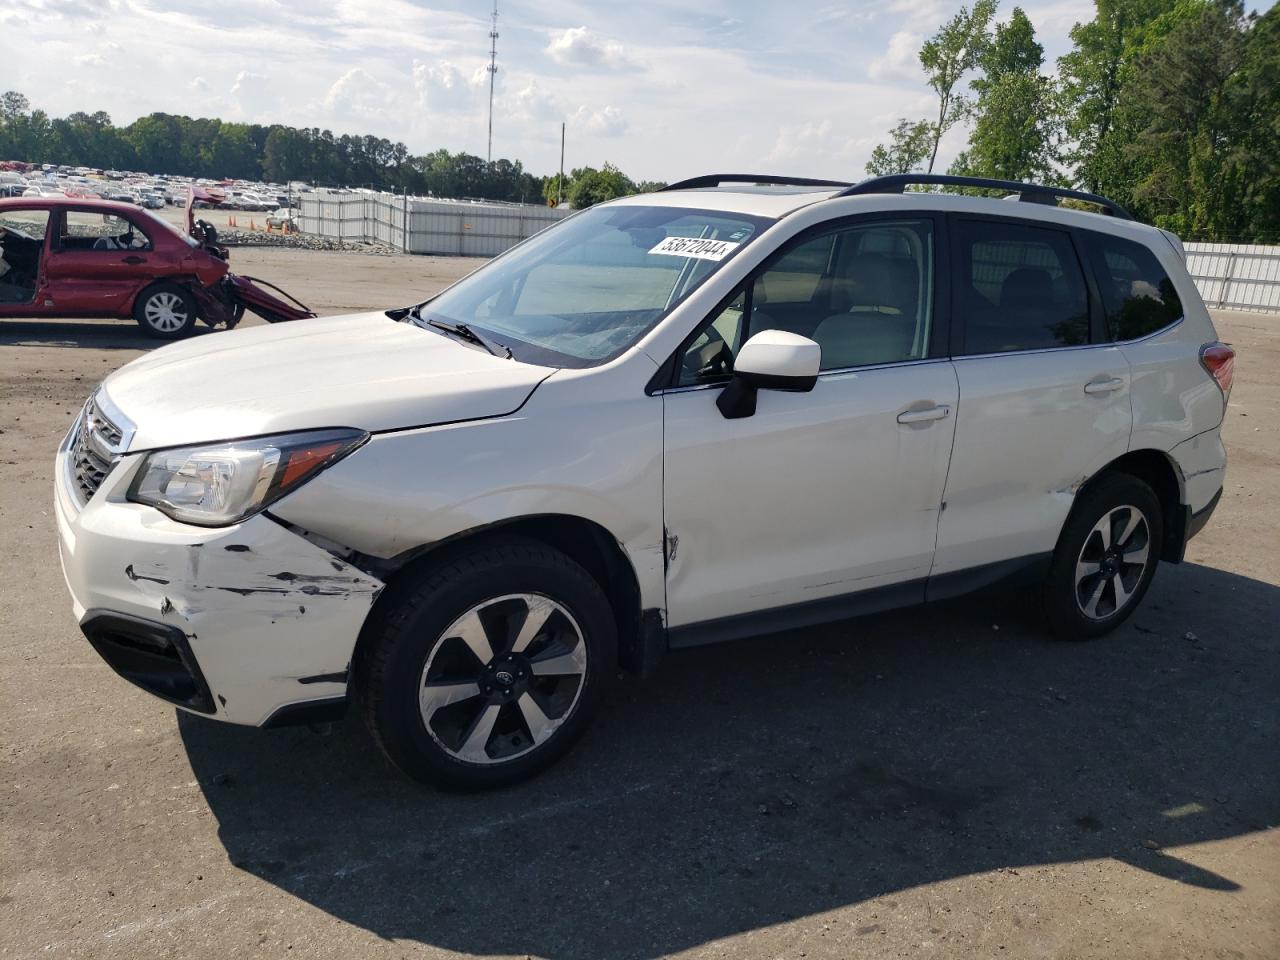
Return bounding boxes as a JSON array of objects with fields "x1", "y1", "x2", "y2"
[{"x1": 1200, "y1": 342, "x2": 1235, "y2": 400}]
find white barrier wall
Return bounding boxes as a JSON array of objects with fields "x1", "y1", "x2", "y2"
[
  {"x1": 297, "y1": 197, "x2": 1280, "y2": 315},
  {"x1": 1186, "y1": 243, "x2": 1280, "y2": 313},
  {"x1": 298, "y1": 191, "x2": 570, "y2": 257}
]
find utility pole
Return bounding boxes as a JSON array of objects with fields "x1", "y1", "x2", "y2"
[
  {"x1": 487, "y1": 1, "x2": 499, "y2": 164},
  {"x1": 558, "y1": 121, "x2": 565, "y2": 206}
]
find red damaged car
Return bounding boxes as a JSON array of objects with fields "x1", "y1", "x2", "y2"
[{"x1": 0, "y1": 189, "x2": 312, "y2": 338}]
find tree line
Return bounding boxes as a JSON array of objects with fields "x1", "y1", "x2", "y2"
[
  {"x1": 868, "y1": 0, "x2": 1280, "y2": 241},
  {"x1": 0, "y1": 92, "x2": 662, "y2": 208}
]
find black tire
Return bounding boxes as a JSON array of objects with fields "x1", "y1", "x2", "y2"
[
  {"x1": 1044, "y1": 473, "x2": 1163, "y2": 640},
  {"x1": 134, "y1": 282, "x2": 198, "y2": 339},
  {"x1": 357, "y1": 537, "x2": 617, "y2": 789}
]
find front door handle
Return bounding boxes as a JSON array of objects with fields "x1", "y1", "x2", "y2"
[
  {"x1": 897, "y1": 403, "x2": 951, "y2": 424},
  {"x1": 122, "y1": 256, "x2": 146, "y2": 264},
  {"x1": 1084, "y1": 376, "x2": 1125, "y2": 395}
]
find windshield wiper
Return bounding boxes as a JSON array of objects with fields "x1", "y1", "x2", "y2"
[{"x1": 416, "y1": 311, "x2": 512, "y2": 359}]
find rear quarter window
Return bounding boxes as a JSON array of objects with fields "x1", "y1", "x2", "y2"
[
  {"x1": 1083, "y1": 233, "x2": 1183, "y2": 341},
  {"x1": 956, "y1": 219, "x2": 1090, "y2": 355}
]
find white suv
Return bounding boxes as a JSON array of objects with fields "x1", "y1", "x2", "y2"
[{"x1": 55, "y1": 174, "x2": 1233, "y2": 788}]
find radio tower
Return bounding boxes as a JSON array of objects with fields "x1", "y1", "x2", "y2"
[{"x1": 486, "y1": 0, "x2": 499, "y2": 164}]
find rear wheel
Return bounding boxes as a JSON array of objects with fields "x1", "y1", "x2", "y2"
[
  {"x1": 134, "y1": 282, "x2": 197, "y2": 339},
  {"x1": 358, "y1": 538, "x2": 616, "y2": 789},
  {"x1": 1044, "y1": 474, "x2": 1163, "y2": 640}
]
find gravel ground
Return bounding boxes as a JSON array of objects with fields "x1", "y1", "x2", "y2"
[{"x1": 0, "y1": 250, "x2": 1276, "y2": 960}]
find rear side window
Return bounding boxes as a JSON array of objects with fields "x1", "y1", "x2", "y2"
[
  {"x1": 956, "y1": 219, "x2": 1090, "y2": 355},
  {"x1": 1084, "y1": 233, "x2": 1183, "y2": 340}
]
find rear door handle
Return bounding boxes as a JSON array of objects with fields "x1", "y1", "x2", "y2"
[
  {"x1": 897, "y1": 403, "x2": 951, "y2": 424},
  {"x1": 122, "y1": 255, "x2": 146, "y2": 264},
  {"x1": 1084, "y1": 377, "x2": 1125, "y2": 395}
]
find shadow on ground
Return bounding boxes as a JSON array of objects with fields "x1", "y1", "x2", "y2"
[
  {"x1": 180, "y1": 562, "x2": 1279, "y2": 960},
  {"x1": 0, "y1": 318, "x2": 218, "y2": 350}
]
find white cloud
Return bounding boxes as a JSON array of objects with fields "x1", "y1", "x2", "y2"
[
  {"x1": 505, "y1": 79, "x2": 564, "y2": 123},
  {"x1": 571, "y1": 104, "x2": 627, "y2": 137},
  {"x1": 545, "y1": 26, "x2": 635, "y2": 70},
  {"x1": 322, "y1": 68, "x2": 395, "y2": 123},
  {"x1": 412, "y1": 59, "x2": 487, "y2": 113},
  {"x1": 2, "y1": 0, "x2": 1115, "y2": 181},
  {"x1": 230, "y1": 70, "x2": 265, "y2": 99},
  {"x1": 869, "y1": 31, "x2": 923, "y2": 82}
]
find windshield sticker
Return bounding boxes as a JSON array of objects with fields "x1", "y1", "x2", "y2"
[{"x1": 648, "y1": 236, "x2": 741, "y2": 261}]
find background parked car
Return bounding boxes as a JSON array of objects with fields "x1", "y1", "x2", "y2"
[{"x1": 266, "y1": 207, "x2": 296, "y2": 230}]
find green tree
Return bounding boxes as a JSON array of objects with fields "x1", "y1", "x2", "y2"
[
  {"x1": 951, "y1": 7, "x2": 1059, "y2": 182},
  {"x1": 1056, "y1": 0, "x2": 1201, "y2": 200},
  {"x1": 566, "y1": 163, "x2": 636, "y2": 208},
  {"x1": 0, "y1": 91, "x2": 55, "y2": 162},
  {"x1": 204, "y1": 123, "x2": 258, "y2": 180},
  {"x1": 0, "y1": 90, "x2": 654, "y2": 208},
  {"x1": 865, "y1": 119, "x2": 935, "y2": 175},
  {"x1": 542, "y1": 173, "x2": 567, "y2": 206},
  {"x1": 918, "y1": 0, "x2": 999, "y2": 172},
  {"x1": 1123, "y1": 0, "x2": 1277, "y2": 239}
]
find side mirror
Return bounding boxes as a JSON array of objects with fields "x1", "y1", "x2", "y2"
[{"x1": 716, "y1": 330, "x2": 821, "y2": 419}]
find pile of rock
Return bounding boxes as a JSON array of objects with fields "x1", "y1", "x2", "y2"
[{"x1": 220, "y1": 230, "x2": 398, "y2": 256}]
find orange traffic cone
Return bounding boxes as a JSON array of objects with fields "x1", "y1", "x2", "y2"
[{"x1": 250, "y1": 220, "x2": 257, "y2": 231}]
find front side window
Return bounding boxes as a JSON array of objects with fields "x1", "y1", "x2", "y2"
[
  {"x1": 0, "y1": 208, "x2": 50, "y2": 242},
  {"x1": 957, "y1": 220, "x2": 1089, "y2": 355},
  {"x1": 678, "y1": 219, "x2": 935, "y2": 384},
  {"x1": 61, "y1": 210, "x2": 152, "y2": 251},
  {"x1": 1084, "y1": 232, "x2": 1183, "y2": 340},
  {"x1": 413, "y1": 205, "x2": 769, "y2": 367}
]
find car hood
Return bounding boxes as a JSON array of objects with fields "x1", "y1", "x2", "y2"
[{"x1": 103, "y1": 312, "x2": 556, "y2": 451}]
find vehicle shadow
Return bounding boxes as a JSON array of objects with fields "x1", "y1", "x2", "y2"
[
  {"x1": 0, "y1": 318, "x2": 219, "y2": 350},
  {"x1": 180, "y1": 561, "x2": 1279, "y2": 960}
]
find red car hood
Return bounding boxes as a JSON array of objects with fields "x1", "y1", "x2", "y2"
[{"x1": 185, "y1": 186, "x2": 226, "y2": 234}]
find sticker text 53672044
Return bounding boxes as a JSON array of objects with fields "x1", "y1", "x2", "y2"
[{"x1": 648, "y1": 236, "x2": 741, "y2": 262}]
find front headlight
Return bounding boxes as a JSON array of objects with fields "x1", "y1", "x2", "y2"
[{"x1": 127, "y1": 428, "x2": 367, "y2": 526}]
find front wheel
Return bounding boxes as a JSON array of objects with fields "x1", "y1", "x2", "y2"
[
  {"x1": 1043, "y1": 474, "x2": 1163, "y2": 640},
  {"x1": 358, "y1": 538, "x2": 616, "y2": 789},
  {"x1": 134, "y1": 282, "x2": 197, "y2": 339}
]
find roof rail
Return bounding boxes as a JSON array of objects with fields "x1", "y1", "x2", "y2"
[
  {"x1": 660, "y1": 174, "x2": 853, "y2": 192},
  {"x1": 836, "y1": 174, "x2": 1134, "y2": 221}
]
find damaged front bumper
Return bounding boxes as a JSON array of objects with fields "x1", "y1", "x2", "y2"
[
  {"x1": 54, "y1": 436, "x2": 384, "y2": 727},
  {"x1": 191, "y1": 274, "x2": 317, "y2": 329}
]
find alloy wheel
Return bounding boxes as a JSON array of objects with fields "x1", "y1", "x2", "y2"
[
  {"x1": 143, "y1": 292, "x2": 189, "y2": 332},
  {"x1": 1075, "y1": 504, "x2": 1151, "y2": 620},
  {"x1": 418, "y1": 593, "x2": 588, "y2": 764}
]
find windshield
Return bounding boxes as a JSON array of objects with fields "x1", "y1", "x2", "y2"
[{"x1": 410, "y1": 204, "x2": 771, "y2": 367}]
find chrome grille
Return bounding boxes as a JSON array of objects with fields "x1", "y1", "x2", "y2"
[{"x1": 69, "y1": 394, "x2": 127, "y2": 506}]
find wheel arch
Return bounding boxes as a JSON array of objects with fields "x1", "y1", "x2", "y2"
[
  {"x1": 1078, "y1": 449, "x2": 1185, "y2": 563},
  {"x1": 127, "y1": 276, "x2": 199, "y2": 315},
  {"x1": 353, "y1": 514, "x2": 655, "y2": 684}
]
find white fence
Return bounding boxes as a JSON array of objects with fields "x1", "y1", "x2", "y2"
[
  {"x1": 297, "y1": 191, "x2": 570, "y2": 258},
  {"x1": 1186, "y1": 243, "x2": 1280, "y2": 313},
  {"x1": 296, "y1": 197, "x2": 1280, "y2": 314}
]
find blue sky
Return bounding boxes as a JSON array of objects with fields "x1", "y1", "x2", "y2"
[{"x1": 2, "y1": 0, "x2": 1274, "y2": 182}]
